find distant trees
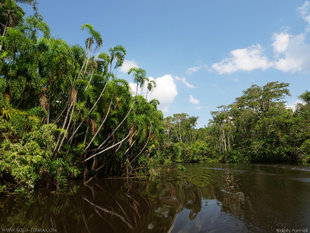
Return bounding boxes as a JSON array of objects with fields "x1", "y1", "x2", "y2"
[
  {"x1": 160, "y1": 113, "x2": 215, "y2": 163},
  {"x1": 161, "y1": 82, "x2": 310, "y2": 164}
]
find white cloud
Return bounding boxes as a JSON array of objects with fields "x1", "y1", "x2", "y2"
[
  {"x1": 211, "y1": 45, "x2": 272, "y2": 74},
  {"x1": 273, "y1": 33, "x2": 310, "y2": 72},
  {"x1": 149, "y1": 75, "x2": 178, "y2": 112},
  {"x1": 186, "y1": 64, "x2": 208, "y2": 75},
  {"x1": 211, "y1": 22, "x2": 310, "y2": 74},
  {"x1": 119, "y1": 60, "x2": 138, "y2": 73},
  {"x1": 272, "y1": 2, "x2": 310, "y2": 72},
  {"x1": 286, "y1": 99, "x2": 305, "y2": 111},
  {"x1": 186, "y1": 66, "x2": 201, "y2": 74},
  {"x1": 298, "y1": 1, "x2": 310, "y2": 31},
  {"x1": 129, "y1": 82, "x2": 139, "y2": 95},
  {"x1": 272, "y1": 32, "x2": 290, "y2": 54},
  {"x1": 195, "y1": 106, "x2": 203, "y2": 110},
  {"x1": 189, "y1": 95, "x2": 200, "y2": 105},
  {"x1": 129, "y1": 74, "x2": 178, "y2": 112},
  {"x1": 175, "y1": 76, "x2": 195, "y2": 88}
]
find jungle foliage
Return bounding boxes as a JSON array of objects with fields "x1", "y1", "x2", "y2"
[
  {"x1": 161, "y1": 82, "x2": 310, "y2": 164},
  {"x1": 0, "y1": 0, "x2": 164, "y2": 192}
]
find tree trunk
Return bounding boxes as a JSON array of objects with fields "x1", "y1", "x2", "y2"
[
  {"x1": 84, "y1": 97, "x2": 113, "y2": 153},
  {"x1": 68, "y1": 78, "x2": 109, "y2": 142},
  {"x1": 83, "y1": 130, "x2": 131, "y2": 163},
  {"x1": 0, "y1": 24, "x2": 8, "y2": 51}
]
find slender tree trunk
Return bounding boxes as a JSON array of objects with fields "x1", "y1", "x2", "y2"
[
  {"x1": 56, "y1": 102, "x2": 76, "y2": 154},
  {"x1": 227, "y1": 130, "x2": 231, "y2": 152},
  {"x1": 96, "y1": 100, "x2": 134, "y2": 150},
  {"x1": 123, "y1": 138, "x2": 137, "y2": 156},
  {"x1": 127, "y1": 123, "x2": 152, "y2": 174},
  {"x1": 96, "y1": 82, "x2": 139, "y2": 150},
  {"x1": 53, "y1": 98, "x2": 69, "y2": 124},
  {"x1": 46, "y1": 104, "x2": 50, "y2": 124},
  {"x1": 145, "y1": 89, "x2": 149, "y2": 101},
  {"x1": 178, "y1": 121, "x2": 182, "y2": 142},
  {"x1": 84, "y1": 122, "x2": 89, "y2": 144},
  {"x1": 54, "y1": 104, "x2": 72, "y2": 152},
  {"x1": 68, "y1": 78, "x2": 109, "y2": 142},
  {"x1": 55, "y1": 86, "x2": 78, "y2": 153},
  {"x1": 222, "y1": 130, "x2": 227, "y2": 153},
  {"x1": 0, "y1": 24, "x2": 8, "y2": 51},
  {"x1": 83, "y1": 130, "x2": 131, "y2": 163},
  {"x1": 84, "y1": 70, "x2": 95, "y2": 91},
  {"x1": 84, "y1": 97, "x2": 113, "y2": 153}
]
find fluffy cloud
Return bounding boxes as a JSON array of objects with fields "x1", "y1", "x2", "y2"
[
  {"x1": 211, "y1": 45, "x2": 272, "y2": 74},
  {"x1": 186, "y1": 65, "x2": 208, "y2": 75},
  {"x1": 119, "y1": 60, "x2": 138, "y2": 73},
  {"x1": 129, "y1": 74, "x2": 178, "y2": 112},
  {"x1": 273, "y1": 33, "x2": 310, "y2": 72},
  {"x1": 273, "y1": 2, "x2": 310, "y2": 72},
  {"x1": 286, "y1": 99, "x2": 305, "y2": 111},
  {"x1": 210, "y1": 2, "x2": 310, "y2": 75},
  {"x1": 189, "y1": 95, "x2": 200, "y2": 105},
  {"x1": 212, "y1": 33, "x2": 310, "y2": 74},
  {"x1": 175, "y1": 76, "x2": 195, "y2": 88},
  {"x1": 149, "y1": 75, "x2": 178, "y2": 112},
  {"x1": 272, "y1": 32, "x2": 290, "y2": 54},
  {"x1": 128, "y1": 82, "x2": 139, "y2": 96}
]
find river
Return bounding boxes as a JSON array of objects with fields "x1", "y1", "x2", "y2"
[{"x1": 1, "y1": 163, "x2": 310, "y2": 233}]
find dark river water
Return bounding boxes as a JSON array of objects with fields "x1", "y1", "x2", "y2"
[{"x1": 1, "y1": 163, "x2": 310, "y2": 233}]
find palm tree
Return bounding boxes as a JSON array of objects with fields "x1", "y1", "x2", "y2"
[
  {"x1": 80, "y1": 24, "x2": 102, "y2": 76},
  {"x1": 82, "y1": 47, "x2": 127, "y2": 153},
  {"x1": 55, "y1": 24, "x2": 103, "y2": 154},
  {"x1": 84, "y1": 68, "x2": 148, "y2": 161},
  {"x1": 69, "y1": 46, "x2": 127, "y2": 153},
  {"x1": 145, "y1": 80, "x2": 156, "y2": 100},
  {"x1": 81, "y1": 23, "x2": 103, "y2": 50},
  {"x1": 109, "y1": 45, "x2": 126, "y2": 72},
  {"x1": 128, "y1": 67, "x2": 148, "y2": 96}
]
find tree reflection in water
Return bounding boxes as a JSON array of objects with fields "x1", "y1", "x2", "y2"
[{"x1": 1, "y1": 164, "x2": 310, "y2": 233}]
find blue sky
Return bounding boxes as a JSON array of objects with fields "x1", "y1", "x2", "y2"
[{"x1": 22, "y1": 0, "x2": 310, "y2": 127}]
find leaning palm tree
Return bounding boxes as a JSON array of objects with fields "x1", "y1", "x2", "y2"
[
  {"x1": 68, "y1": 52, "x2": 111, "y2": 142},
  {"x1": 145, "y1": 80, "x2": 156, "y2": 100},
  {"x1": 54, "y1": 24, "x2": 103, "y2": 154},
  {"x1": 84, "y1": 68, "x2": 148, "y2": 162},
  {"x1": 128, "y1": 67, "x2": 148, "y2": 96},
  {"x1": 82, "y1": 46, "x2": 126, "y2": 153},
  {"x1": 109, "y1": 45, "x2": 126, "y2": 72},
  {"x1": 80, "y1": 23, "x2": 103, "y2": 76}
]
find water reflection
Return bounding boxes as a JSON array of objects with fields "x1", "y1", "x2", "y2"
[{"x1": 0, "y1": 164, "x2": 310, "y2": 233}]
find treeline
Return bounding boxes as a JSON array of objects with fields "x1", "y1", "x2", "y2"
[
  {"x1": 0, "y1": 0, "x2": 165, "y2": 192},
  {"x1": 161, "y1": 82, "x2": 310, "y2": 164}
]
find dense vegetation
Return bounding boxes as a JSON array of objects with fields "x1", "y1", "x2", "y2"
[
  {"x1": 162, "y1": 82, "x2": 310, "y2": 164},
  {"x1": 1, "y1": 0, "x2": 309, "y2": 193},
  {"x1": 0, "y1": 0, "x2": 165, "y2": 192}
]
